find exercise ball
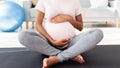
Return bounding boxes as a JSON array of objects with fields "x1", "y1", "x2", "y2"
[
  {"x1": 0, "y1": 1, "x2": 25, "y2": 32},
  {"x1": 44, "y1": 22, "x2": 76, "y2": 40}
]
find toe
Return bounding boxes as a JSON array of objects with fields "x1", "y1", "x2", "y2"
[{"x1": 43, "y1": 58, "x2": 48, "y2": 68}]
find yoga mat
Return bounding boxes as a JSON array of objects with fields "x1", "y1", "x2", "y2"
[{"x1": 0, "y1": 45, "x2": 120, "y2": 68}]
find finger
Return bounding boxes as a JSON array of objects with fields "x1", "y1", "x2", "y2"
[
  {"x1": 62, "y1": 40, "x2": 69, "y2": 44},
  {"x1": 62, "y1": 41, "x2": 69, "y2": 45},
  {"x1": 66, "y1": 38, "x2": 71, "y2": 41},
  {"x1": 62, "y1": 38, "x2": 70, "y2": 42},
  {"x1": 62, "y1": 39, "x2": 68, "y2": 42}
]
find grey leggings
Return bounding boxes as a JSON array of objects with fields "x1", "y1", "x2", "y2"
[{"x1": 18, "y1": 29, "x2": 103, "y2": 62}]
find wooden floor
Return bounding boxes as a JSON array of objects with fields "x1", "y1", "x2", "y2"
[{"x1": 0, "y1": 22, "x2": 120, "y2": 48}]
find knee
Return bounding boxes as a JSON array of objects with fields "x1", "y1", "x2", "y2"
[
  {"x1": 94, "y1": 29, "x2": 104, "y2": 40},
  {"x1": 18, "y1": 31, "x2": 30, "y2": 44}
]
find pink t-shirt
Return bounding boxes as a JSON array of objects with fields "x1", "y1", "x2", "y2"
[{"x1": 35, "y1": 0, "x2": 82, "y2": 44}]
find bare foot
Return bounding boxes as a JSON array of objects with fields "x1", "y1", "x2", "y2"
[
  {"x1": 42, "y1": 58, "x2": 48, "y2": 68},
  {"x1": 71, "y1": 55, "x2": 85, "y2": 63},
  {"x1": 42, "y1": 56, "x2": 59, "y2": 68}
]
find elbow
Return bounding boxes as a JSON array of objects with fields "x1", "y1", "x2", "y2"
[
  {"x1": 35, "y1": 24, "x2": 38, "y2": 31},
  {"x1": 35, "y1": 23, "x2": 43, "y2": 32},
  {"x1": 77, "y1": 25, "x2": 83, "y2": 31},
  {"x1": 35, "y1": 27, "x2": 38, "y2": 32},
  {"x1": 81, "y1": 27, "x2": 83, "y2": 31},
  {"x1": 79, "y1": 26, "x2": 83, "y2": 31},
  {"x1": 79, "y1": 22, "x2": 83, "y2": 31},
  {"x1": 35, "y1": 23, "x2": 40, "y2": 32}
]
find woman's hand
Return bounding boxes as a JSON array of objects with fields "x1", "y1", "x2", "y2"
[
  {"x1": 50, "y1": 14, "x2": 72, "y2": 23},
  {"x1": 50, "y1": 39, "x2": 70, "y2": 47}
]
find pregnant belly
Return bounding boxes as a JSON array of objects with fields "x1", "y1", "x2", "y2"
[{"x1": 44, "y1": 22, "x2": 76, "y2": 40}]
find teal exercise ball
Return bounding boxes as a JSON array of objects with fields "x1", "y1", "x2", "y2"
[{"x1": 0, "y1": 1, "x2": 25, "y2": 32}]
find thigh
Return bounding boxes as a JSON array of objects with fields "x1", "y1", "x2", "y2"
[
  {"x1": 68, "y1": 29, "x2": 101, "y2": 47},
  {"x1": 57, "y1": 29, "x2": 103, "y2": 62},
  {"x1": 68, "y1": 29, "x2": 91, "y2": 47},
  {"x1": 24, "y1": 30, "x2": 47, "y2": 40},
  {"x1": 18, "y1": 30, "x2": 61, "y2": 56}
]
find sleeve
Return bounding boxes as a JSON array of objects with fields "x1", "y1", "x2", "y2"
[
  {"x1": 35, "y1": 0, "x2": 45, "y2": 13},
  {"x1": 75, "y1": 0, "x2": 82, "y2": 16}
]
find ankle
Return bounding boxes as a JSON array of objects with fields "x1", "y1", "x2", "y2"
[{"x1": 48, "y1": 56, "x2": 59, "y2": 66}]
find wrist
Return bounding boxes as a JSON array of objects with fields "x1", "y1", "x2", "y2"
[
  {"x1": 49, "y1": 38, "x2": 55, "y2": 44},
  {"x1": 67, "y1": 16, "x2": 72, "y2": 21},
  {"x1": 67, "y1": 16, "x2": 75, "y2": 23},
  {"x1": 68, "y1": 17, "x2": 75, "y2": 24}
]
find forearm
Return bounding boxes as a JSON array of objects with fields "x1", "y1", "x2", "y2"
[
  {"x1": 53, "y1": 14, "x2": 83, "y2": 31},
  {"x1": 35, "y1": 10, "x2": 54, "y2": 43},
  {"x1": 68, "y1": 18, "x2": 83, "y2": 31},
  {"x1": 36, "y1": 22, "x2": 54, "y2": 43},
  {"x1": 36, "y1": 24, "x2": 69, "y2": 47}
]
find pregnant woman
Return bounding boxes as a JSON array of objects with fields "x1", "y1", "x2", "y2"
[{"x1": 18, "y1": 0, "x2": 103, "y2": 68}]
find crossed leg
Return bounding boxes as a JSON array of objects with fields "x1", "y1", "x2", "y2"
[
  {"x1": 42, "y1": 29, "x2": 103, "y2": 68},
  {"x1": 18, "y1": 29, "x2": 103, "y2": 68}
]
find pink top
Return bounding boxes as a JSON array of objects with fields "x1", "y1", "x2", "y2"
[
  {"x1": 35, "y1": 0, "x2": 82, "y2": 48},
  {"x1": 35, "y1": 0, "x2": 82, "y2": 20}
]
